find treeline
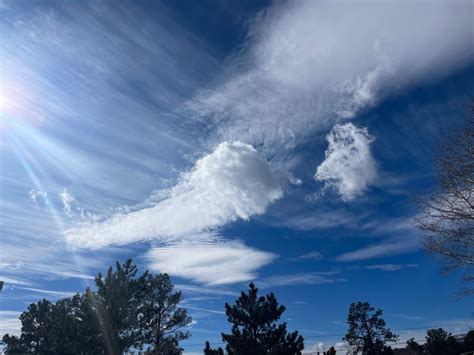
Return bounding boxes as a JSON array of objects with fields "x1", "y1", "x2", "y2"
[
  {"x1": 2, "y1": 260, "x2": 191, "y2": 354},
  {"x1": 1, "y1": 260, "x2": 473, "y2": 355}
]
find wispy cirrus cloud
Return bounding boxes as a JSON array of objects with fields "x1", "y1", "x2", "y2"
[
  {"x1": 353, "y1": 264, "x2": 419, "y2": 272},
  {"x1": 336, "y1": 238, "x2": 421, "y2": 262},
  {"x1": 260, "y1": 271, "x2": 345, "y2": 288},
  {"x1": 175, "y1": 284, "x2": 237, "y2": 297},
  {"x1": 59, "y1": 188, "x2": 75, "y2": 216},
  {"x1": 16, "y1": 287, "x2": 77, "y2": 298},
  {"x1": 65, "y1": 141, "x2": 282, "y2": 249},
  {"x1": 290, "y1": 251, "x2": 323, "y2": 261},
  {"x1": 147, "y1": 238, "x2": 276, "y2": 286},
  {"x1": 187, "y1": 0, "x2": 473, "y2": 160},
  {"x1": 0, "y1": 311, "x2": 22, "y2": 336}
]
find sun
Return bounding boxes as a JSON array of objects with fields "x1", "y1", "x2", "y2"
[{"x1": 0, "y1": 78, "x2": 45, "y2": 132}]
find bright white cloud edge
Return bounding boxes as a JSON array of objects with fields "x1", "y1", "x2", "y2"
[
  {"x1": 65, "y1": 141, "x2": 282, "y2": 249},
  {"x1": 147, "y1": 240, "x2": 277, "y2": 285},
  {"x1": 315, "y1": 123, "x2": 377, "y2": 201}
]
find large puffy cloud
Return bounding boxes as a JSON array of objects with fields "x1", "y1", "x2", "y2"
[
  {"x1": 65, "y1": 141, "x2": 282, "y2": 248},
  {"x1": 188, "y1": 1, "x2": 473, "y2": 156},
  {"x1": 146, "y1": 240, "x2": 276, "y2": 285},
  {"x1": 315, "y1": 123, "x2": 377, "y2": 201}
]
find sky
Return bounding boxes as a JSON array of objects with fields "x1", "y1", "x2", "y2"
[{"x1": 0, "y1": 0, "x2": 473, "y2": 353}]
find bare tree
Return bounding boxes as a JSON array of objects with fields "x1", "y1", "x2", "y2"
[{"x1": 414, "y1": 104, "x2": 474, "y2": 296}]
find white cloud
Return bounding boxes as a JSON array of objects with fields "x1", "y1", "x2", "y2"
[
  {"x1": 336, "y1": 239, "x2": 420, "y2": 262},
  {"x1": 0, "y1": 311, "x2": 22, "y2": 336},
  {"x1": 65, "y1": 141, "x2": 283, "y2": 249},
  {"x1": 291, "y1": 251, "x2": 322, "y2": 261},
  {"x1": 29, "y1": 189, "x2": 47, "y2": 206},
  {"x1": 0, "y1": 276, "x2": 33, "y2": 286},
  {"x1": 175, "y1": 284, "x2": 237, "y2": 297},
  {"x1": 16, "y1": 286, "x2": 77, "y2": 298},
  {"x1": 315, "y1": 123, "x2": 377, "y2": 201},
  {"x1": 146, "y1": 239, "x2": 276, "y2": 285},
  {"x1": 360, "y1": 264, "x2": 418, "y2": 272},
  {"x1": 59, "y1": 188, "x2": 75, "y2": 216},
  {"x1": 188, "y1": 1, "x2": 473, "y2": 156},
  {"x1": 260, "y1": 271, "x2": 345, "y2": 288}
]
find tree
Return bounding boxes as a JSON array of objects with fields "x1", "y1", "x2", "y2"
[
  {"x1": 214, "y1": 283, "x2": 304, "y2": 355},
  {"x1": 95, "y1": 258, "x2": 143, "y2": 353},
  {"x1": 137, "y1": 272, "x2": 192, "y2": 354},
  {"x1": 414, "y1": 105, "x2": 474, "y2": 296},
  {"x1": 462, "y1": 330, "x2": 474, "y2": 352},
  {"x1": 204, "y1": 341, "x2": 225, "y2": 355},
  {"x1": 2, "y1": 293, "x2": 104, "y2": 354},
  {"x1": 343, "y1": 301, "x2": 397, "y2": 355},
  {"x1": 2, "y1": 259, "x2": 191, "y2": 354},
  {"x1": 325, "y1": 346, "x2": 337, "y2": 355},
  {"x1": 425, "y1": 328, "x2": 458, "y2": 355},
  {"x1": 406, "y1": 337, "x2": 421, "y2": 354}
]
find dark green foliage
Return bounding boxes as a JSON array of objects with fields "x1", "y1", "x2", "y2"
[
  {"x1": 343, "y1": 301, "x2": 398, "y2": 355},
  {"x1": 462, "y1": 330, "x2": 474, "y2": 351},
  {"x1": 425, "y1": 328, "x2": 458, "y2": 355},
  {"x1": 405, "y1": 337, "x2": 421, "y2": 354},
  {"x1": 137, "y1": 272, "x2": 192, "y2": 354},
  {"x1": 2, "y1": 259, "x2": 190, "y2": 355},
  {"x1": 204, "y1": 341, "x2": 225, "y2": 355},
  {"x1": 325, "y1": 346, "x2": 336, "y2": 355},
  {"x1": 2, "y1": 292, "x2": 103, "y2": 354},
  {"x1": 217, "y1": 283, "x2": 304, "y2": 355},
  {"x1": 95, "y1": 259, "x2": 141, "y2": 353}
]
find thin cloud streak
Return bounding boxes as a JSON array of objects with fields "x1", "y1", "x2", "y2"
[
  {"x1": 336, "y1": 238, "x2": 421, "y2": 262},
  {"x1": 260, "y1": 271, "x2": 346, "y2": 288}
]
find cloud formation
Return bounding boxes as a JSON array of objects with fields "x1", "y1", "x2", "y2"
[
  {"x1": 291, "y1": 251, "x2": 323, "y2": 261},
  {"x1": 59, "y1": 188, "x2": 75, "y2": 216},
  {"x1": 336, "y1": 239, "x2": 420, "y2": 262},
  {"x1": 315, "y1": 123, "x2": 377, "y2": 201},
  {"x1": 66, "y1": 141, "x2": 282, "y2": 248},
  {"x1": 189, "y1": 1, "x2": 473, "y2": 156},
  {"x1": 355, "y1": 264, "x2": 419, "y2": 272},
  {"x1": 147, "y1": 240, "x2": 276, "y2": 285},
  {"x1": 260, "y1": 271, "x2": 345, "y2": 288},
  {"x1": 29, "y1": 190, "x2": 47, "y2": 206}
]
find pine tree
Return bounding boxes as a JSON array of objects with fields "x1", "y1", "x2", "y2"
[
  {"x1": 217, "y1": 283, "x2": 304, "y2": 355},
  {"x1": 343, "y1": 301, "x2": 397, "y2": 355}
]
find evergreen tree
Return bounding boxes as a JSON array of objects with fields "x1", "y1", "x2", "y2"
[
  {"x1": 137, "y1": 272, "x2": 192, "y2": 354},
  {"x1": 343, "y1": 301, "x2": 397, "y2": 355},
  {"x1": 215, "y1": 283, "x2": 304, "y2": 355},
  {"x1": 95, "y1": 258, "x2": 142, "y2": 353},
  {"x1": 204, "y1": 341, "x2": 225, "y2": 355},
  {"x1": 462, "y1": 330, "x2": 474, "y2": 352},
  {"x1": 425, "y1": 328, "x2": 458, "y2": 355},
  {"x1": 2, "y1": 293, "x2": 103, "y2": 354},
  {"x1": 2, "y1": 259, "x2": 191, "y2": 355},
  {"x1": 406, "y1": 337, "x2": 421, "y2": 354}
]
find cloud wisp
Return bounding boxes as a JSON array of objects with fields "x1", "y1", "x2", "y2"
[
  {"x1": 336, "y1": 239, "x2": 420, "y2": 262},
  {"x1": 146, "y1": 239, "x2": 276, "y2": 285},
  {"x1": 260, "y1": 271, "x2": 345, "y2": 288},
  {"x1": 290, "y1": 251, "x2": 323, "y2": 261},
  {"x1": 353, "y1": 264, "x2": 419, "y2": 272},
  {"x1": 66, "y1": 141, "x2": 282, "y2": 249}
]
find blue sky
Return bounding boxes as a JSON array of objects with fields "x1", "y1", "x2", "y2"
[{"x1": 0, "y1": 0, "x2": 473, "y2": 353}]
